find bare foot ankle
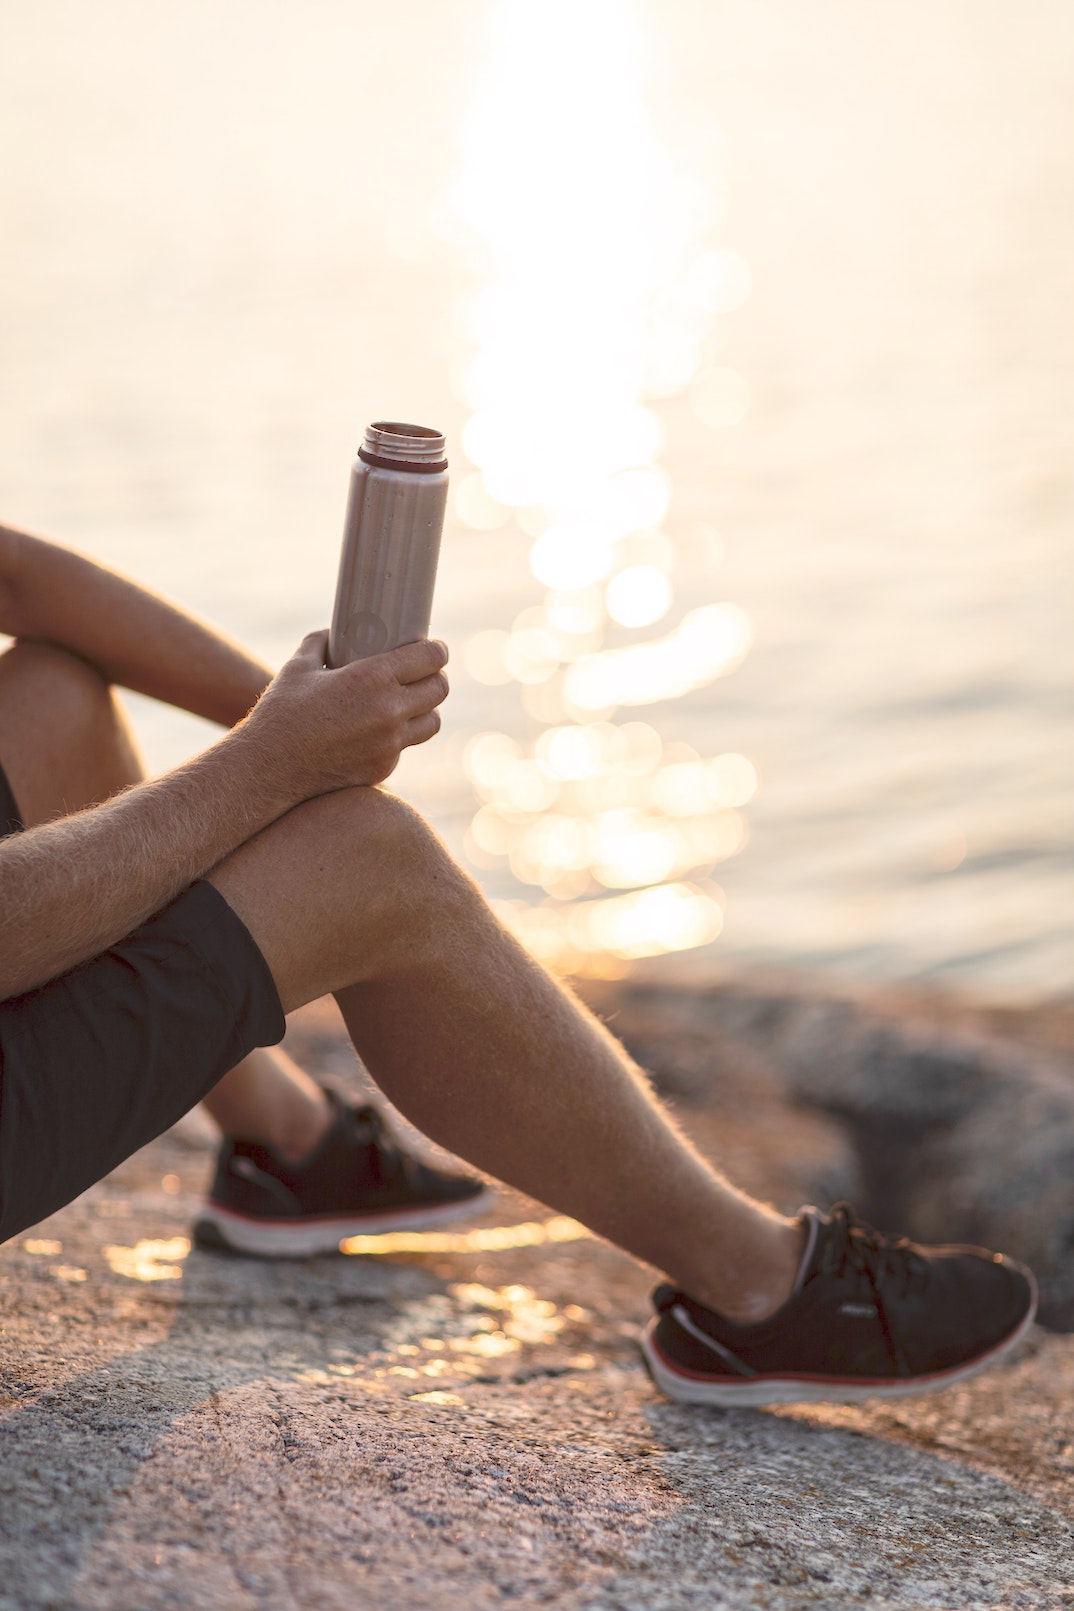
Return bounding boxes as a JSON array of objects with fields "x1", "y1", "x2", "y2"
[{"x1": 271, "y1": 1089, "x2": 336, "y2": 1163}]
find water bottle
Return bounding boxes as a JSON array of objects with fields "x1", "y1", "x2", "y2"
[{"x1": 328, "y1": 421, "x2": 449, "y2": 667}]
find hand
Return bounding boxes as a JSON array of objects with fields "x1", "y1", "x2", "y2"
[{"x1": 243, "y1": 630, "x2": 450, "y2": 799}]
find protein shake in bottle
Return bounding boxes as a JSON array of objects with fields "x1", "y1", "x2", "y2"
[{"x1": 328, "y1": 421, "x2": 449, "y2": 667}]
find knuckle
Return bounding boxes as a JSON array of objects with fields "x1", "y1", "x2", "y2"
[
  {"x1": 391, "y1": 687, "x2": 412, "y2": 723},
  {"x1": 366, "y1": 660, "x2": 394, "y2": 695}
]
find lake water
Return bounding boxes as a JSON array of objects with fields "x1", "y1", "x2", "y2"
[{"x1": 2, "y1": 0, "x2": 1072, "y2": 1001}]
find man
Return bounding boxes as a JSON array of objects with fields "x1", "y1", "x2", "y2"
[
  {"x1": 0, "y1": 526, "x2": 491, "y2": 1260},
  {"x1": 0, "y1": 521, "x2": 1036, "y2": 1408}
]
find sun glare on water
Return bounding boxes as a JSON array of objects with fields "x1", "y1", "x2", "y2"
[{"x1": 447, "y1": 0, "x2": 755, "y2": 973}]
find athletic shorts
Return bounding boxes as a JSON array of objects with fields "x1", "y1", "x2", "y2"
[{"x1": 0, "y1": 761, "x2": 285, "y2": 1244}]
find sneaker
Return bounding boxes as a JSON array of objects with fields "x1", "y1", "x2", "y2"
[
  {"x1": 193, "y1": 1089, "x2": 491, "y2": 1257},
  {"x1": 640, "y1": 1202, "x2": 1037, "y2": 1408}
]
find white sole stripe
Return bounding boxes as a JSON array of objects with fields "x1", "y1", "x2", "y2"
[{"x1": 195, "y1": 1187, "x2": 493, "y2": 1257}]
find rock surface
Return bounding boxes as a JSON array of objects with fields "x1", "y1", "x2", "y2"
[{"x1": 1, "y1": 978, "x2": 1074, "y2": 1609}]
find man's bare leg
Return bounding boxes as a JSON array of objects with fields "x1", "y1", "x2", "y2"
[
  {"x1": 197, "y1": 1045, "x2": 333, "y2": 1162},
  {"x1": 0, "y1": 639, "x2": 800, "y2": 1314},
  {"x1": 208, "y1": 787, "x2": 803, "y2": 1322},
  {"x1": 0, "y1": 640, "x2": 331, "y2": 1160}
]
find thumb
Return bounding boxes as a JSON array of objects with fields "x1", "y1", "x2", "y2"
[{"x1": 290, "y1": 629, "x2": 330, "y2": 669}]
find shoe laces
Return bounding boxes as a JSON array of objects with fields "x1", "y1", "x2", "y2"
[
  {"x1": 822, "y1": 1202, "x2": 926, "y2": 1303},
  {"x1": 821, "y1": 1203, "x2": 931, "y2": 1373}
]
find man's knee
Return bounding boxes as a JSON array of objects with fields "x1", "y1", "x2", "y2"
[
  {"x1": 0, "y1": 639, "x2": 114, "y2": 740},
  {"x1": 305, "y1": 785, "x2": 445, "y2": 888},
  {"x1": 0, "y1": 640, "x2": 140, "y2": 822},
  {"x1": 208, "y1": 785, "x2": 463, "y2": 1006},
  {"x1": 290, "y1": 785, "x2": 471, "y2": 946}
]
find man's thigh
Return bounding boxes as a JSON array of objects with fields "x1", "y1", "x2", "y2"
[{"x1": 0, "y1": 762, "x2": 285, "y2": 1244}]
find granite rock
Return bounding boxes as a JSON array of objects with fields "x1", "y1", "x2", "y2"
[{"x1": 2, "y1": 984, "x2": 1074, "y2": 1608}]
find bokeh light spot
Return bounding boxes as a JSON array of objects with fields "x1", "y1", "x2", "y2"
[
  {"x1": 605, "y1": 564, "x2": 673, "y2": 628},
  {"x1": 707, "y1": 752, "x2": 758, "y2": 807},
  {"x1": 530, "y1": 523, "x2": 616, "y2": 590},
  {"x1": 464, "y1": 731, "x2": 522, "y2": 794}
]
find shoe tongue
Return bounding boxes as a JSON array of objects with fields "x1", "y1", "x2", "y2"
[{"x1": 790, "y1": 1207, "x2": 822, "y2": 1296}]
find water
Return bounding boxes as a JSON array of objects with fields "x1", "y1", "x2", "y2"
[{"x1": 2, "y1": 0, "x2": 1071, "y2": 1001}]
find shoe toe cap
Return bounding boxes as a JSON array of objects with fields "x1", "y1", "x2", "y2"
[{"x1": 903, "y1": 1250, "x2": 1036, "y2": 1375}]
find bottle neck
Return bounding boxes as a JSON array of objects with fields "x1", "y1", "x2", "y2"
[{"x1": 358, "y1": 421, "x2": 447, "y2": 474}]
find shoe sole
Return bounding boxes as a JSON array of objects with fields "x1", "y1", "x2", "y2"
[
  {"x1": 639, "y1": 1270, "x2": 1038, "y2": 1408},
  {"x1": 192, "y1": 1186, "x2": 494, "y2": 1258}
]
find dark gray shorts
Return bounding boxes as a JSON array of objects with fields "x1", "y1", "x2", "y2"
[{"x1": 0, "y1": 763, "x2": 285, "y2": 1243}]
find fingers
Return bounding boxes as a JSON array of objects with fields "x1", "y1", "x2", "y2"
[
  {"x1": 320, "y1": 637, "x2": 448, "y2": 689},
  {"x1": 265, "y1": 632, "x2": 448, "y2": 790},
  {"x1": 405, "y1": 708, "x2": 442, "y2": 747},
  {"x1": 288, "y1": 634, "x2": 446, "y2": 681},
  {"x1": 385, "y1": 637, "x2": 449, "y2": 685},
  {"x1": 399, "y1": 668, "x2": 449, "y2": 718},
  {"x1": 290, "y1": 629, "x2": 330, "y2": 667}
]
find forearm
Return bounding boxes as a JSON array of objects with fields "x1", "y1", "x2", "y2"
[
  {"x1": 0, "y1": 525, "x2": 272, "y2": 726},
  {"x1": 0, "y1": 626, "x2": 450, "y2": 1000},
  {"x1": 0, "y1": 727, "x2": 295, "y2": 999}
]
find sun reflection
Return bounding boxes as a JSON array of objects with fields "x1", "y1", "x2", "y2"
[
  {"x1": 104, "y1": 1237, "x2": 190, "y2": 1282},
  {"x1": 340, "y1": 1214, "x2": 587, "y2": 1258},
  {"x1": 563, "y1": 604, "x2": 753, "y2": 712},
  {"x1": 449, "y1": 0, "x2": 755, "y2": 971}
]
